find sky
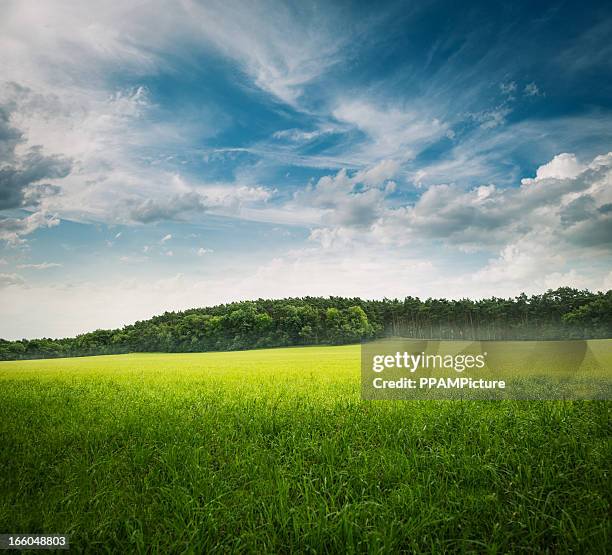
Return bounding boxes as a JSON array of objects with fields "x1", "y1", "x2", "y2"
[{"x1": 1, "y1": 0, "x2": 612, "y2": 339}]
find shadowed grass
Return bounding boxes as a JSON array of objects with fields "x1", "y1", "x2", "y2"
[{"x1": 0, "y1": 346, "x2": 610, "y2": 553}]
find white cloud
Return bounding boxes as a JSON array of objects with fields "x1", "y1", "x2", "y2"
[
  {"x1": 0, "y1": 0, "x2": 351, "y2": 114},
  {"x1": 0, "y1": 81, "x2": 193, "y2": 228},
  {"x1": 1, "y1": 7, "x2": 283, "y2": 230},
  {"x1": 216, "y1": 185, "x2": 273, "y2": 206},
  {"x1": 160, "y1": 234, "x2": 172, "y2": 243},
  {"x1": 500, "y1": 81, "x2": 517, "y2": 95},
  {"x1": 411, "y1": 113, "x2": 612, "y2": 188},
  {"x1": 0, "y1": 272, "x2": 24, "y2": 288},
  {"x1": 354, "y1": 159, "x2": 400, "y2": 187},
  {"x1": 119, "y1": 255, "x2": 148, "y2": 264},
  {"x1": 292, "y1": 165, "x2": 395, "y2": 229},
  {"x1": 472, "y1": 236, "x2": 564, "y2": 284},
  {"x1": 523, "y1": 82, "x2": 542, "y2": 97},
  {"x1": 181, "y1": 0, "x2": 347, "y2": 107},
  {"x1": 17, "y1": 262, "x2": 62, "y2": 270},
  {"x1": 197, "y1": 248, "x2": 213, "y2": 256},
  {"x1": 126, "y1": 184, "x2": 275, "y2": 224},
  {"x1": 131, "y1": 193, "x2": 205, "y2": 224},
  {"x1": 295, "y1": 152, "x2": 612, "y2": 300},
  {"x1": 273, "y1": 127, "x2": 335, "y2": 142},
  {"x1": 521, "y1": 153, "x2": 586, "y2": 184},
  {"x1": 308, "y1": 226, "x2": 360, "y2": 250},
  {"x1": 332, "y1": 100, "x2": 448, "y2": 163},
  {"x1": 475, "y1": 106, "x2": 512, "y2": 129},
  {"x1": 385, "y1": 152, "x2": 611, "y2": 248},
  {"x1": 0, "y1": 210, "x2": 60, "y2": 245}
]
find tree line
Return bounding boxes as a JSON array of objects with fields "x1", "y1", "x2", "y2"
[{"x1": 1, "y1": 287, "x2": 610, "y2": 360}]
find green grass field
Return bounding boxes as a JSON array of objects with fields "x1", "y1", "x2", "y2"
[{"x1": 1, "y1": 345, "x2": 610, "y2": 553}]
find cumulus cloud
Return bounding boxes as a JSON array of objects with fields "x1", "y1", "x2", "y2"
[
  {"x1": 381, "y1": 152, "x2": 611, "y2": 247},
  {"x1": 131, "y1": 193, "x2": 206, "y2": 224},
  {"x1": 128, "y1": 185, "x2": 274, "y2": 224},
  {"x1": 0, "y1": 146, "x2": 71, "y2": 210},
  {"x1": 293, "y1": 162, "x2": 398, "y2": 229},
  {"x1": 521, "y1": 153, "x2": 585, "y2": 183},
  {"x1": 354, "y1": 159, "x2": 400, "y2": 187},
  {"x1": 0, "y1": 86, "x2": 72, "y2": 212},
  {"x1": 213, "y1": 185, "x2": 273, "y2": 207},
  {"x1": 295, "y1": 151, "x2": 612, "y2": 299},
  {"x1": 473, "y1": 236, "x2": 565, "y2": 285},
  {"x1": 263, "y1": 151, "x2": 612, "y2": 264}
]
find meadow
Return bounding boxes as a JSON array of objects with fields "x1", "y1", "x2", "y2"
[{"x1": 0, "y1": 345, "x2": 610, "y2": 553}]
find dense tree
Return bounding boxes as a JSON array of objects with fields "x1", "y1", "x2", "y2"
[{"x1": 1, "y1": 288, "x2": 610, "y2": 360}]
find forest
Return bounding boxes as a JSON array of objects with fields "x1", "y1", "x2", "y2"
[{"x1": 1, "y1": 287, "x2": 610, "y2": 360}]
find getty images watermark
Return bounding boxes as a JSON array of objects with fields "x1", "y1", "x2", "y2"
[
  {"x1": 361, "y1": 338, "x2": 611, "y2": 400},
  {"x1": 371, "y1": 350, "x2": 504, "y2": 391}
]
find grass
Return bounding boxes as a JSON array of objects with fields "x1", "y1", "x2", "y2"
[{"x1": 0, "y1": 345, "x2": 610, "y2": 553}]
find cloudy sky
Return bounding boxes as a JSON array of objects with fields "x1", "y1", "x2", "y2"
[{"x1": 1, "y1": 0, "x2": 611, "y2": 339}]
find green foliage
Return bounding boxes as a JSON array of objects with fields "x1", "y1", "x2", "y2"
[
  {"x1": 1, "y1": 347, "x2": 610, "y2": 552},
  {"x1": 562, "y1": 291, "x2": 612, "y2": 336},
  {"x1": 1, "y1": 287, "x2": 611, "y2": 360}
]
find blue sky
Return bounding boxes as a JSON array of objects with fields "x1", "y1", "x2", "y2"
[{"x1": 1, "y1": 0, "x2": 612, "y2": 338}]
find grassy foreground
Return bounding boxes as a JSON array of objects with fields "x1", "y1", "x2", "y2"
[{"x1": 0, "y1": 345, "x2": 610, "y2": 553}]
